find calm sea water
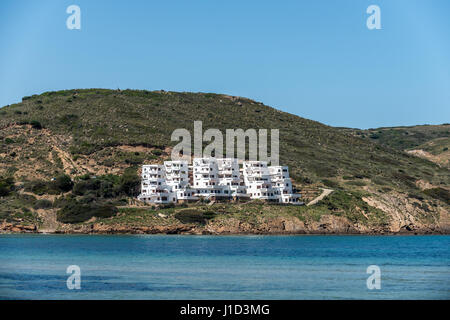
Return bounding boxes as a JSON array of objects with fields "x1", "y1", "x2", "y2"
[{"x1": 0, "y1": 234, "x2": 449, "y2": 299}]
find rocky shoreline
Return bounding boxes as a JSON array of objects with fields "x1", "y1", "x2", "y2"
[{"x1": 1, "y1": 218, "x2": 448, "y2": 235}]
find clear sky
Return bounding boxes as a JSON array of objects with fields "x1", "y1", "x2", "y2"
[{"x1": 1, "y1": 0, "x2": 449, "y2": 129}]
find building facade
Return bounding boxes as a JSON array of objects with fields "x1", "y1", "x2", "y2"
[{"x1": 138, "y1": 158, "x2": 302, "y2": 205}]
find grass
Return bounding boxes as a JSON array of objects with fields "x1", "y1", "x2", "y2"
[{"x1": 89, "y1": 194, "x2": 389, "y2": 230}]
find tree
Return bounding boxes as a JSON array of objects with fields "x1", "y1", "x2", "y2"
[
  {"x1": 119, "y1": 167, "x2": 140, "y2": 197},
  {"x1": 53, "y1": 174, "x2": 74, "y2": 192},
  {"x1": 30, "y1": 120, "x2": 42, "y2": 129},
  {"x1": 0, "y1": 177, "x2": 14, "y2": 196}
]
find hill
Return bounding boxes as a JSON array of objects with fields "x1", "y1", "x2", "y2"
[
  {"x1": 0, "y1": 89, "x2": 449, "y2": 234},
  {"x1": 340, "y1": 124, "x2": 450, "y2": 168}
]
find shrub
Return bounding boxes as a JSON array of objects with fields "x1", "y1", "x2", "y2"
[
  {"x1": 346, "y1": 180, "x2": 366, "y2": 187},
  {"x1": 57, "y1": 200, "x2": 118, "y2": 223},
  {"x1": 372, "y1": 177, "x2": 388, "y2": 186},
  {"x1": 24, "y1": 180, "x2": 49, "y2": 195},
  {"x1": 52, "y1": 175, "x2": 74, "y2": 192},
  {"x1": 296, "y1": 176, "x2": 313, "y2": 184},
  {"x1": 423, "y1": 188, "x2": 450, "y2": 205},
  {"x1": 391, "y1": 171, "x2": 416, "y2": 188},
  {"x1": 25, "y1": 175, "x2": 73, "y2": 195},
  {"x1": 151, "y1": 149, "x2": 162, "y2": 156},
  {"x1": 73, "y1": 179, "x2": 98, "y2": 196},
  {"x1": 321, "y1": 179, "x2": 340, "y2": 189},
  {"x1": 33, "y1": 199, "x2": 53, "y2": 209},
  {"x1": 60, "y1": 114, "x2": 79, "y2": 124},
  {"x1": 0, "y1": 177, "x2": 14, "y2": 196},
  {"x1": 408, "y1": 192, "x2": 424, "y2": 201},
  {"x1": 174, "y1": 209, "x2": 216, "y2": 225},
  {"x1": 30, "y1": 120, "x2": 42, "y2": 129},
  {"x1": 73, "y1": 176, "x2": 118, "y2": 198},
  {"x1": 125, "y1": 157, "x2": 143, "y2": 165},
  {"x1": 77, "y1": 173, "x2": 91, "y2": 180},
  {"x1": 119, "y1": 167, "x2": 140, "y2": 196}
]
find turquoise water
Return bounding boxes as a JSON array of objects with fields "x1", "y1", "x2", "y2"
[{"x1": 0, "y1": 234, "x2": 449, "y2": 299}]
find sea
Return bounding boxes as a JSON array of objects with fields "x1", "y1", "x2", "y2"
[{"x1": 0, "y1": 234, "x2": 449, "y2": 299}]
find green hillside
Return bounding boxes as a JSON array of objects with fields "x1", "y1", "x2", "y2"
[
  {"x1": 2, "y1": 89, "x2": 448, "y2": 185},
  {"x1": 341, "y1": 124, "x2": 450, "y2": 151},
  {"x1": 340, "y1": 124, "x2": 450, "y2": 168},
  {"x1": 0, "y1": 89, "x2": 449, "y2": 233}
]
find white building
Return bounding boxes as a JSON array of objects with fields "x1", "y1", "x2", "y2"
[
  {"x1": 217, "y1": 158, "x2": 248, "y2": 199},
  {"x1": 191, "y1": 158, "x2": 245, "y2": 200},
  {"x1": 268, "y1": 165, "x2": 301, "y2": 204},
  {"x1": 243, "y1": 161, "x2": 301, "y2": 204},
  {"x1": 138, "y1": 161, "x2": 198, "y2": 204},
  {"x1": 242, "y1": 161, "x2": 278, "y2": 201},
  {"x1": 138, "y1": 158, "x2": 301, "y2": 205},
  {"x1": 138, "y1": 164, "x2": 175, "y2": 204}
]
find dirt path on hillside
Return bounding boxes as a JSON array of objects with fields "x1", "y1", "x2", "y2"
[
  {"x1": 48, "y1": 136, "x2": 80, "y2": 174},
  {"x1": 307, "y1": 188, "x2": 333, "y2": 206}
]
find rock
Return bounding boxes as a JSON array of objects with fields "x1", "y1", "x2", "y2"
[{"x1": 0, "y1": 222, "x2": 37, "y2": 233}]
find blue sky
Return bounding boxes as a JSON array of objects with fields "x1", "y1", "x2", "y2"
[{"x1": 0, "y1": 0, "x2": 449, "y2": 129}]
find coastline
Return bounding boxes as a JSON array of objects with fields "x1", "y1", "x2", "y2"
[
  {"x1": 2, "y1": 200, "x2": 449, "y2": 236},
  {"x1": 1, "y1": 222, "x2": 448, "y2": 235}
]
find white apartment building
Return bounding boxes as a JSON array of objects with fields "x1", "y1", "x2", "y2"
[
  {"x1": 268, "y1": 166, "x2": 301, "y2": 204},
  {"x1": 191, "y1": 158, "x2": 249, "y2": 199},
  {"x1": 242, "y1": 161, "x2": 278, "y2": 201},
  {"x1": 163, "y1": 161, "x2": 198, "y2": 201},
  {"x1": 243, "y1": 161, "x2": 301, "y2": 204},
  {"x1": 138, "y1": 161, "x2": 198, "y2": 204},
  {"x1": 216, "y1": 158, "x2": 248, "y2": 199},
  {"x1": 138, "y1": 158, "x2": 301, "y2": 205},
  {"x1": 138, "y1": 164, "x2": 175, "y2": 204}
]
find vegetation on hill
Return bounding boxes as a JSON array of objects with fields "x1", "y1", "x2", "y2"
[
  {"x1": 340, "y1": 124, "x2": 450, "y2": 168},
  {"x1": 0, "y1": 89, "x2": 448, "y2": 233},
  {"x1": 341, "y1": 124, "x2": 450, "y2": 150}
]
